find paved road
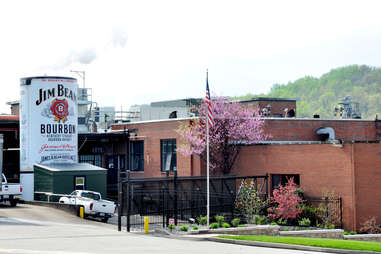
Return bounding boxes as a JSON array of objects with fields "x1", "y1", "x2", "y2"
[{"x1": 0, "y1": 203, "x2": 327, "y2": 254}]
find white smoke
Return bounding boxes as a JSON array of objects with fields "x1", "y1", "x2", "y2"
[
  {"x1": 111, "y1": 25, "x2": 128, "y2": 48},
  {"x1": 42, "y1": 25, "x2": 128, "y2": 71},
  {"x1": 47, "y1": 47, "x2": 97, "y2": 70}
]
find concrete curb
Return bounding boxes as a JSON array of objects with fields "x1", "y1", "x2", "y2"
[{"x1": 207, "y1": 237, "x2": 380, "y2": 254}]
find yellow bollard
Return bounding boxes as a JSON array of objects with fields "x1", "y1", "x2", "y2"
[
  {"x1": 80, "y1": 206, "x2": 84, "y2": 219},
  {"x1": 144, "y1": 217, "x2": 149, "y2": 233}
]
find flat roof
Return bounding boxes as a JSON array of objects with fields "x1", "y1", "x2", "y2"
[
  {"x1": 0, "y1": 115, "x2": 19, "y2": 121},
  {"x1": 111, "y1": 116, "x2": 376, "y2": 127},
  {"x1": 79, "y1": 131, "x2": 127, "y2": 140},
  {"x1": 34, "y1": 163, "x2": 106, "y2": 172}
]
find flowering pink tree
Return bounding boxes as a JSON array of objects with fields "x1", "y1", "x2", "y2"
[
  {"x1": 267, "y1": 178, "x2": 303, "y2": 220},
  {"x1": 177, "y1": 97, "x2": 269, "y2": 175}
]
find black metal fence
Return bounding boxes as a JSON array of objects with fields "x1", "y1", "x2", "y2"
[
  {"x1": 118, "y1": 172, "x2": 269, "y2": 232},
  {"x1": 307, "y1": 197, "x2": 343, "y2": 228}
]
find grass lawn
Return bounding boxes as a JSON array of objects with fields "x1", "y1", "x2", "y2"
[{"x1": 217, "y1": 235, "x2": 381, "y2": 253}]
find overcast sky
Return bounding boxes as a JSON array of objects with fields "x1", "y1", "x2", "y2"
[{"x1": 1, "y1": 0, "x2": 381, "y2": 114}]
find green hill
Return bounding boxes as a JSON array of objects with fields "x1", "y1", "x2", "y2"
[{"x1": 237, "y1": 65, "x2": 381, "y2": 119}]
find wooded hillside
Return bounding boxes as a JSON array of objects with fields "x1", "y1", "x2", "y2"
[{"x1": 237, "y1": 65, "x2": 381, "y2": 119}]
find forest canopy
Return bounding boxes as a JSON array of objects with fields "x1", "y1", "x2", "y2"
[{"x1": 236, "y1": 65, "x2": 381, "y2": 119}]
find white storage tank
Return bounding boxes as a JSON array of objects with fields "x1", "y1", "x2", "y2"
[{"x1": 20, "y1": 76, "x2": 78, "y2": 200}]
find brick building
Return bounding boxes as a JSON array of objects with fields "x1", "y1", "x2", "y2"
[
  {"x1": 2, "y1": 97, "x2": 381, "y2": 231},
  {"x1": 238, "y1": 97, "x2": 296, "y2": 117},
  {"x1": 111, "y1": 116, "x2": 381, "y2": 232}
]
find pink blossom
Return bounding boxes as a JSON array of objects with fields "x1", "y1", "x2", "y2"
[{"x1": 177, "y1": 97, "x2": 270, "y2": 174}]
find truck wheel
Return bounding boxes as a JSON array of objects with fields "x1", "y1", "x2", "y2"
[
  {"x1": 9, "y1": 199, "x2": 17, "y2": 207},
  {"x1": 101, "y1": 217, "x2": 109, "y2": 223}
]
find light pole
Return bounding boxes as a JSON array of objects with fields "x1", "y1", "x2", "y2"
[{"x1": 70, "y1": 70, "x2": 85, "y2": 88}]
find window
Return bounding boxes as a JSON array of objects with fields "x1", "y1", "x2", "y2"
[
  {"x1": 161, "y1": 139, "x2": 177, "y2": 171},
  {"x1": 287, "y1": 109, "x2": 295, "y2": 117},
  {"x1": 91, "y1": 147, "x2": 103, "y2": 154},
  {"x1": 106, "y1": 155, "x2": 125, "y2": 185},
  {"x1": 131, "y1": 141, "x2": 144, "y2": 171},
  {"x1": 169, "y1": 111, "x2": 177, "y2": 118},
  {"x1": 271, "y1": 174, "x2": 300, "y2": 192},
  {"x1": 75, "y1": 176, "x2": 85, "y2": 190},
  {"x1": 81, "y1": 191, "x2": 100, "y2": 200},
  {"x1": 106, "y1": 155, "x2": 125, "y2": 169},
  {"x1": 79, "y1": 155, "x2": 102, "y2": 167}
]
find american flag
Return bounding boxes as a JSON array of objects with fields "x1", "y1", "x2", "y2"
[{"x1": 205, "y1": 72, "x2": 214, "y2": 127}]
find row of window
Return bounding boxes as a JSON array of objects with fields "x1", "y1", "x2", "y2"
[{"x1": 79, "y1": 139, "x2": 177, "y2": 172}]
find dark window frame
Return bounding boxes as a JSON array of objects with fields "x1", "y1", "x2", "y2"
[
  {"x1": 106, "y1": 154, "x2": 125, "y2": 170},
  {"x1": 74, "y1": 176, "x2": 86, "y2": 190},
  {"x1": 160, "y1": 139, "x2": 177, "y2": 172},
  {"x1": 271, "y1": 174, "x2": 300, "y2": 193},
  {"x1": 79, "y1": 154, "x2": 102, "y2": 167},
  {"x1": 131, "y1": 141, "x2": 144, "y2": 171}
]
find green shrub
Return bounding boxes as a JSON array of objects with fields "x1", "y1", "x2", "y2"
[
  {"x1": 215, "y1": 215, "x2": 225, "y2": 227},
  {"x1": 284, "y1": 227, "x2": 289, "y2": 231},
  {"x1": 325, "y1": 224, "x2": 335, "y2": 229},
  {"x1": 180, "y1": 226, "x2": 188, "y2": 232},
  {"x1": 168, "y1": 224, "x2": 175, "y2": 230},
  {"x1": 343, "y1": 232, "x2": 349, "y2": 235},
  {"x1": 197, "y1": 215, "x2": 207, "y2": 225},
  {"x1": 254, "y1": 215, "x2": 267, "y2": 225},
  {"x1": 270, "y1": 222, "x2": 277, "y2": 226},
  {"x1": 231, "y1": 218, "x2": 240, "y2": 227},
  {"x1": 295, "y1": 226, "x2": 300, "y2": 231},
  {"x1": 235, "y1": 180, "x2": 268, "y2": 221},
  {"x1": 317, "y1": 190, "x2": 341, "y2": 228},
  {"x1": 277, "y1": 218, "x2": 287, "y2": 225},
  {"x1": 210, "y1": 223, "x2": 219, "y2": 229},
  {"x1": 350, "y1": 231, "x2": 357, "y2": 235},
  {"x1": 298, "y1": 218, "x2": 311, "y2": 227},
  {"x1": 192, "y1": 226, "x2": 199, "y2": 230},
  {"x1": 222, "y1": 223, "x2": 230, "y2": 228},
  {"x1": 298, "y1": 205, "x2": 318, "y2": 226},
  {"x1": 238, "y1": 224, "x2": 245, "y2": 227}
]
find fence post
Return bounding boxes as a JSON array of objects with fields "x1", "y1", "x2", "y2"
[
  {"x1": 196, "y1": 188, "x2": 200, "y2": 218},
  {"x1": 162, "y1": 187, "x2": 165, "y2": 228},
  {"x1": 174, "y1": 169, "x2": 178, "y2": 225},
  {"x1": 126, "y1": 170, "x2": 131, "y2": 232},
  {"x1": 339, "y1": 197, "x2": 343, "y2": 229},
  {"x1": 265, "y1": 173, "x2": 269, "y2": 200},
  {"x1": 165, "y1": 173, "x2": 169, "y2": 227},
  {"x1": 117, "y1": 169, "x2": 122, "y2": 232}
]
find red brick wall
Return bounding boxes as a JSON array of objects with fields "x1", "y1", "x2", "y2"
[
  {"x1": 240, "y1": 100, "x2": 296, "y2": 117},
  {"x1": 112, "y1": 118, "x2": 381, "y2": 231},
  {"x1": 232, "y1": 143, "x2": 356, "y2": 231},
  {"x1": 265, "y1": 119, "x2": 376, "y2": 141},
  {"x1": 353, "y1": 143, "x2": 381, "y2": 231},
  {"x1": 112, "y1": 119, "x2": 202, "y2": 178}
]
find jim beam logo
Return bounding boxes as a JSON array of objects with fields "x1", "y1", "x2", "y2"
[
  {"x1": 50, "y1": 99, "x2": 69, "y2": 123},
  {"x1": 36, "y1": 83, "x2": 77, "y2": 135}
]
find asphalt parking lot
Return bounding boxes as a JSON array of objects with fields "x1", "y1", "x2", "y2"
[{"x1": 0, "y1": 203, "x2": 327, "y2": 254}]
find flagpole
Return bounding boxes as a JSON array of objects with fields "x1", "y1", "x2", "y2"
[{"x1": 206, "y1": 70, "x2": 210, "y2": 227}]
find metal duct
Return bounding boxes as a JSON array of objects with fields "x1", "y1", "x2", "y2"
[{"x1": 316, "y1": 127, "x2": 336, "y2": 141}]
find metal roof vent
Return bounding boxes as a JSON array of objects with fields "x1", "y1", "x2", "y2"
[{"x1": 316, "y1": 127, "x2": 336, "y2": 141}]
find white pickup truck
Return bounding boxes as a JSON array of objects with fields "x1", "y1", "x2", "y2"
[
  {"x1": 59, "y1": 190, "x2": 116, "y2": 222},
  {"x1": 0, "y1": 173, "x2": 22, "y2": 207}
]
